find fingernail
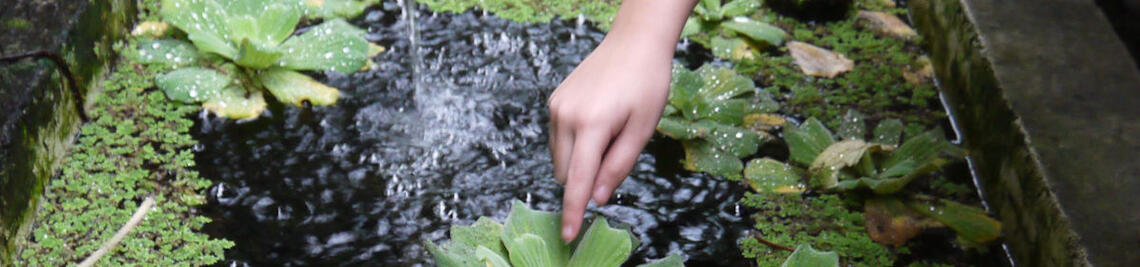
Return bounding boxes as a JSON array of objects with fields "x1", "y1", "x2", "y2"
[
  {"x1": 593, "y1": 186, "x2": 609, "y2": 204},
  {"x1": 562, "y1": 225, "x2": 574, "y2": 242}
]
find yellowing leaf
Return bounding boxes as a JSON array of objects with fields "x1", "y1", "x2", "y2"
[
  {"x1": 202, "y1": 88, "x2": 267, "y2": 119},
  {"x1": 258, "y1": 68, "x2": 340, "y2": 106}
]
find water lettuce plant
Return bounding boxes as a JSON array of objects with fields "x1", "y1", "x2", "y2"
[
  {"x1": 681, "y1": 0, "x2": 787, "y2": 60},
  {"x1": 136, "y1": 0, "x2": 382, "y2": 119},
  {"x1": 746, "y1": 115, "x2": 1001, "y2": 246},
  {"x1": 656, "y1": 64, "x2": 780, "y2": 180},
  {"x1": 425, "y1": 200, "x2": 684, "y2": 267}
]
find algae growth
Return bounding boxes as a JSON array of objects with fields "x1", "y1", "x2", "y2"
[
  {"x1": 731, "y1": 0, "x2": 942, "y2": 135},
  {"x1": 417, "y1": 0, "x2": 621, "y2": 29},
  {"x1": 15, "y1": 60, "x2": 232, "y2": 265}
]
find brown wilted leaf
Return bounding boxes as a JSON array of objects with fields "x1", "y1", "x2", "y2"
[
  {"x1": 786, "y1": 41, "x2": 854, "y2": 78},
  {"x1": 857, "y1": 11, "x2": 917, "y2": 39}
]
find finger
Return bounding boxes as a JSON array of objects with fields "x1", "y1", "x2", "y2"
[
  {"x1": 551, "y1": 121, "x2": 574, "y2": 184},
  {"x1": 561, "y1": 129, "x2": 609, "y2": 242},
  {"x1": 592, "y1": 116, "x2": 656, "y2": 205}
]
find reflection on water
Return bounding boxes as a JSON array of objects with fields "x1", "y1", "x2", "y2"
[{"x1": 195, "y1": 3, "x2": 750, "y2": 266}]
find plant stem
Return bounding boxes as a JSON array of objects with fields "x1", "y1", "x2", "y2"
[
  {"x1": 750, "y1": 231, "x2": 795, "y2": 252},
  {"x1": 77, "y1": 194, "x2": 157, "y2": 267}
]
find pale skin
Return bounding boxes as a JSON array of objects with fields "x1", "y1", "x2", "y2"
[{"x1": 548, "y1": 0, "x2": 699, "y2": 241}]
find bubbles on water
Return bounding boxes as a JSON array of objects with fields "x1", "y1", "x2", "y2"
[{"x1": 195, "y1": 3, "x2": 746, "y2": 266}]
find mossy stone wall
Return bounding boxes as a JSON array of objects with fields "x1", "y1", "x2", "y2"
[
  {"x1": 910, "y1": 0, "x2": 1140, "y2": 265},
  {"x1": 0, "y1": 0, "x2": 136, "y2": 264}
]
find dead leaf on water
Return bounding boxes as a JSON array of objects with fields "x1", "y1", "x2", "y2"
[
  {"x1": 787, "y1": 41, "x2": 854, "y2": 78},
  {"x1": 131, "y1": 21, "x2": 169, "y2": 37},
  {"x1": 903, "y1": 56, "x2": 934, "y2": 85},
  {"x1": 857, "y1": 10, "x2": 917, "y2": 39}
]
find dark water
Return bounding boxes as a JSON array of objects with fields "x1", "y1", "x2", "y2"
[{"x1": 195, "y1": 2, "x2": 750, "y2": 266}]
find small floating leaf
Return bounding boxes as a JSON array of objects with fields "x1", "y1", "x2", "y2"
[
  {"x1": 160, "y1": 0, "x2": 237, "y2": 58},
  {"x1": 131, "y1": 20, "x2": 170, "y2": 37},
  {"x1": 682, "y1": 140, "x2": 743, "y2": 180},
  {"x1": 302, "y1": 0, "x2": 377, "y2": 19},
  {"x1": 882, "y1": 130, "x2": 951, "y2": 170},
  {"x1": 258, "y1": 68, "x2": 340, "y2": 106},
  {"x1": 744, "y1": 158, "x2": 805, "y2": 194},
  {"x1": 711, "y1": 36, "x2": 755, "y2": 61},
  {"x1": 657, "y1": 116, "x2": 708, "y2": 140},
  {"x1": 452, "y1": 217, "x2": 507, "y2": 257},
  {"x1": 235, "y1": 39, "x2": 284, "y2": 69},
  {"x1": 721, "y1": 17, "x2": 786, "y2": 46},
  {"x1": 136, "y1": 39, "x2": 201, "y2": 67},
  {"x1": 567, "y1": 218, "x2": 634, "y2": 267},
  {"x1": 202, "y1": 88, "x2": 267, "y2": 119},
  {"x1": 475, "y1": 245, "x2": 511, "y2": 267},
  {"x1": 637, "y1": 254, "x2": 686, "y2": 267},
  {"x1": 780, "y1": 244, "x2": 839, "y2": 267},
  {"x1": 501, "y1": 200, "x2": 570, "y2": 267},
  {"x1": 256, "y1": 3, "x2": 302, "y2": 46},
  {"x1": 720, "y1": 0, "x2": 760, "y2": 17},
  {"x1": 155, "y1": 67, "x2": 230, "y2": 103},
  {"x1": 276, "y1": 19, "x2": 369, "y2": 73},
  {"x1": 785, "y1": 118, "x2": 835, "y2": 166}
]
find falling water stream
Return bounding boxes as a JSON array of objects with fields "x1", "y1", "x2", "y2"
[{"x1": 195, "y1": 3, "x2": 751, "y2": 266}]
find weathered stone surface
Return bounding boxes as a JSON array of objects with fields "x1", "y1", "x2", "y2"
[
  {"x1": 910, "y1": 0, "x2": 1140, "y2": 266},
  {"x1": 0, "y1": 0, "x2": 135, "y2": 264},
  {"x1": 786, "y1": 41, "x2": 854, "y2": 78}
]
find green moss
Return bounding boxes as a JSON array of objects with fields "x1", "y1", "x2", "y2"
[
  {"x1": 740, "y1": 193, "x2": 894, "y2": 266},
  {"x1": 5, "y1": 18, "x2": 32, "y2": 30},
  {"x1": 728, "y1": 0, "x2": 943, "y2": 136},
  {"x1": 14, "y1": 59, "x2": 232, "y2": 265},
  {"x1": 417, "y1": 0, "x2": 621, "y2": 29}
]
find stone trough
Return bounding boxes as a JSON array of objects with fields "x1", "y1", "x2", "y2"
[{"x1": 2, "y1": 0, "x2": 1138, "y2": 265}]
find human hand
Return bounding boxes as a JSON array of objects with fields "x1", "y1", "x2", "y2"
[{"x1": 547, "y1": 37, "x2": 673, "y2": 242}]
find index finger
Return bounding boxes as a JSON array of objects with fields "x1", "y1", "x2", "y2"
[{"x1": 561, "y1": 129, "x2": 609, "y2": 242}]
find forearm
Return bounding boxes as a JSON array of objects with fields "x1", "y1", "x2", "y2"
[{"x1": 601, "y1": 0, "x2": 699, "y2": 60}]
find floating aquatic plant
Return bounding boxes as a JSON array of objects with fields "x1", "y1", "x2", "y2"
[
  {"x1": 135, "y1": 0, "x2": 383, "y2": 119},
  {"x1": 681, "y1": 0, "x2": 787, "y2": 60},
  {"x1": 424, "y1": 200, "x2": 684, "y2": 267},
  {"x1": 746, "y1": 114, "x2": 1001, "y2": 246},
  {"x1": 656, "y1": 64, "x2": 780, "y2": 180}
]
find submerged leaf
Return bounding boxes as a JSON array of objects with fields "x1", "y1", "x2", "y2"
[
  {"x1": 567, "y1": 218, "x2": 634, "y2": 267},
  {"x1": 780, "y1": 244, "x2": 839, "y2": 267},
  {"x1": 865, "y1": 197, "x2": 941, "y2": 246},
  {"x1": 909, "y1": 198, "x2": 1002, "y2": 244},
  {"x1": 838, "y1": 110, "x2": 867, "y2": 140},
  {"x1": 744, "y1": 158, "x2": 805, "y2": 194},
  {"x1": 155, "y1": 67, "x2": 230, "y2": 103},
  {"x1": 501, "y1": 200, "x2": 570, "y2": 267},
  {"x1": 785, "y1": 118, "x2": 835, "y2": 166},
  {"x1": 202, "y1": 88, "x2": 267, "y2": 119},
  {"x1": 872, "y1": 119, "x2": 904, "y2": 146},
  {"x1": 136, "y1": 39, "x2": 201, "y2": 67},
  {"x1": 276, "y1": 18, "x2": 369, "y2": 73},
  {"x1": 258, "y1": 68, "x2": 340, "y2": 106}
]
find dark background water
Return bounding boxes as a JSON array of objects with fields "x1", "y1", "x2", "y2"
[{"x1": 195, "y1": 2, "x2": 752, "y2": 266}]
